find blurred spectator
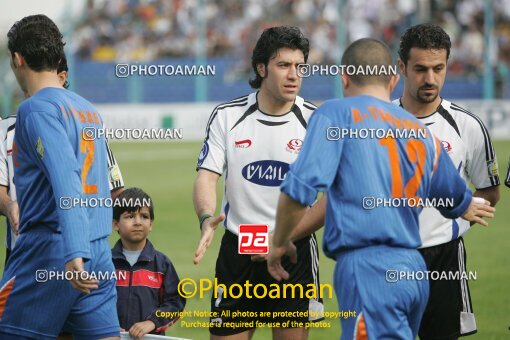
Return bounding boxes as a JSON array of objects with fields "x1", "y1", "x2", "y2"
[{"x1": 73, "y1": 0, "x2": 510, "y2": 81}]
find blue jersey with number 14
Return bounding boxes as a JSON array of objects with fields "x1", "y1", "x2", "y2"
[
  {"x1": 281, "y1": 95, "x2": 472, "y2": 258},
  {"x1": 14, "y1": 87, "x2": 112, "y2": 263}
]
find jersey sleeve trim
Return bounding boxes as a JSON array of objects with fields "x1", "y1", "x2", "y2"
[
  {"x1": 450, "y1": 102, "x2": 500, "y2": 186},
  {"x1": 196, "y1": 166, "x2": 222, "y2": 176}
]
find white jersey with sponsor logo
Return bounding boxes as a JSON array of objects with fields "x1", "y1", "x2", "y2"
[
  {"x1": 394, "y1": 98, "x2": 499, "y2": 248},
  {"x1": 0, "y1": 116, "x2": 124, "y2": 250},
  {"x1": 197, "y1": 92, "x2": 315, "y2": 235}
]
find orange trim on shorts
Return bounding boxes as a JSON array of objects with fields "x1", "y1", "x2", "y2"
[
  {"x1": 355, "y1": 313, "x2": 367, "y2": 340},
  {"x1": 0, "y1": 277, "x2": 15, "y2": 319}
]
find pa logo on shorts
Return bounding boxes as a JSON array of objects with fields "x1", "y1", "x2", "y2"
[{"x1": 238, "y1": 225, "x2": 268, "y2": 254}]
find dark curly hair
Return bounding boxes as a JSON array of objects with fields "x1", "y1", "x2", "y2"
[
  {"x1": 113, "y1": 187, "x2": 154, "y2": 221},
  {"x1": 398, "y1": 23, "x2": 451, "y2": 65},
  {"x1": 7, "y1": 14, "x2": 65, "y2": 72},
  {"x1": 249, "y1": 26, "x2": 309, "y2": 89}
]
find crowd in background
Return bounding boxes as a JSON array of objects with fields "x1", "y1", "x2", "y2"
[{"x1": 73, "y1": 0, "x2": 510, "y2": 79}]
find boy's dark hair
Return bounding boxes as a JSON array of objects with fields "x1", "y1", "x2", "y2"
[
  {"x1": 249, "y1": 26, "x2": 309, "y2": 89},
  {"x1": 398, "y1": 23, "x2": 451, "y2": 65},
  {"x1": 113, "y1": 188, "x2": 154, "y2": 221},
  {"x1": 57, "y1": 53, "x2": 70, "y2": 89},
  {"x1": 7, "y1": 14, "x2": 65, "y2": 72}
]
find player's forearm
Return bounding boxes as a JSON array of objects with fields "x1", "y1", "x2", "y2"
[
  {"x1": 474, "y1": 187, "x2": 500, "y2": 207},
  {"x1": 192, "y1": 172, "x2": 218, "y2": 216},
  {"x1": 0, "y1": 187, "x2": 11, "y2": 217},
  {"x1": 273, "y1": 193, "x2": 307, "y2": 247},
  {"x1": 290, "y1": 194, "x2": 326, "y2": 241}
]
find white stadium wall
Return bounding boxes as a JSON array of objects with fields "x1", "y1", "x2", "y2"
[
  {"x1": 96, "y1": 103, "x2": 213, "y2": 141},
  {"x1": 96, "y1": 100, "x2": 510, "y2": 142},
  {"x1": 455, "y1": 100, "x2": 510, "y2": 140}
]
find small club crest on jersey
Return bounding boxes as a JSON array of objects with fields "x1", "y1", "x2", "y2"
[
  {"x1": 197, "y1": 141, "x2": 209, "y2": 166},
  {"x1": 109, "y1": 164, "x2": 121, "y2": 182},
  {"x1": 286, "y1": 139, "x2": 303, "y2": 154},
  {"x1": 487, "y1": 160, "x2": 498, "y2": 177},
  {"x1": 36, "y1": 137, "x2": 44, "y2": 159},
  {"x1": 441, "y1": 140, "x2": 452, "y2": 153}
]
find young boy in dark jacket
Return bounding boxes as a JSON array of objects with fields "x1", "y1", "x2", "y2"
[{"x1": 112, "y1": 187, "x2": 185, "y2": 339}]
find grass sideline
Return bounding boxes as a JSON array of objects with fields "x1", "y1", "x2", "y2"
[{"x1": 0, "y1": 140, "x2": 508, "y2": 339}]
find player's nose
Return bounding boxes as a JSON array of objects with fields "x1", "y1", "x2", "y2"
[
  {"x1": 288, "y1": 65, "x2": 298, "y2": 79},
  {"x1": 425, "y1": 69, "x2": 435, "y2": 84}
]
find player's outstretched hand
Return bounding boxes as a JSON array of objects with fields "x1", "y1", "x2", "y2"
[
  {"x1": 129, "y1": 320, "x2": 156, "y2": 340},
  {"x1": 65, "y1": 257, "x2": 99, "y2": 294},
  {"x1": 251, "y1": 233, "x2": 273, "y2": 262},
  {"x1": 193, "y1": 214, "x2": 225, "y2": 265},
  {"x1": 461, "y1": 197, "x2": 496, "y2": 227},
  {"x1": 267, "y1": 241, "x2": 297, "y2": 281},
  {"x1": 7, "y1": 200, "x2": 19, "y2": 236}
]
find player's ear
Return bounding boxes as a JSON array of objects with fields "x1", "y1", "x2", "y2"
[
  {"x1": 58, "y1": 71, "x2": 68, "y2": 87},
  {"x1": 341, "y1": 73, "x2": 349, "y2": 91},
  {"x1": 11, "y1": 52, "x2": 24, "y2": 69},
  {"x1": 397, "y1": 58, "x2": 406, "y2": 77},
  {"x1": 388, "y1": 74, "x2": 400, "y2": 93},
  {"x1": 256, "y1": 63, "x2": 267, "y2": 78}
]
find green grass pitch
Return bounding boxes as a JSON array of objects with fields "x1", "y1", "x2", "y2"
[{"x1": 0, "y1": 140, "x2": 508, "y2": 339}]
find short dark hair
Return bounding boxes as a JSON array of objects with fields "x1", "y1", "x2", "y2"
[
  {"x1": 113, "y1": 187, "x2": 154, "y2": 221},
  {"x1": 398, "y1": 23, "x2": 451, "y2": 65},
  {"x1": 7, "y1": 14, "x2": 65, "y2": 72},
  {"x1": 341, "y1": 38, "x2": 393, "y2": 86},
  {"x1": 57, "y1": 53, "x2": 70, "y2": 89},
  {"x1": 249, "y1": 26, "x2": 309, "y2": 89}
]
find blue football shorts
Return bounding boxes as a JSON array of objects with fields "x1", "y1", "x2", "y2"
[
  {"x1": 0, "y1": 228, "x2": 119, "y2": 339},
  {"x1": 334, "y1": 245, "x2": 428, "y2": 339}
]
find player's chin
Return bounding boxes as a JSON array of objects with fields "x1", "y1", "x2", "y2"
[
  {"x1": 417, "y1": 92, "x2": 438, "y2": 103},
  {"x1": 280, "y1": 90, "x2": 299, "y2": 101}
]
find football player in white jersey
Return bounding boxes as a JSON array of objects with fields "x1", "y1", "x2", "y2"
[
  {"x1": 396, "y1": 24, "x2": 500, "y2": 340},
  {"x1": 193, "y1": 26, "x2": 322, "y2": 340},
  {"x1": 0, "y1": 54, "x2": 124, "y2": 264}
]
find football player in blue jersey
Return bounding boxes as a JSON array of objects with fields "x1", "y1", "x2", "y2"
[
  {"x1": 0, "y1": 15, "x2": 119, "y2": 339},
  {"x1": 268, "y1": 38, "x2": 495, "y2": 339}
]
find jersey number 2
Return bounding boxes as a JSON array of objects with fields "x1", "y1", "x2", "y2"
[
  {"x1": 80, "y1": 138, "x2": 97, "y2": 194},
  {"x1": 379, "y1": 136, "x2": 426, "y2": 200}
]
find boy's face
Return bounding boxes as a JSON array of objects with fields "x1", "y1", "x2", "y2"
[{"x1": 113, "y1": 206, "x2": 153, "y2": 246}]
